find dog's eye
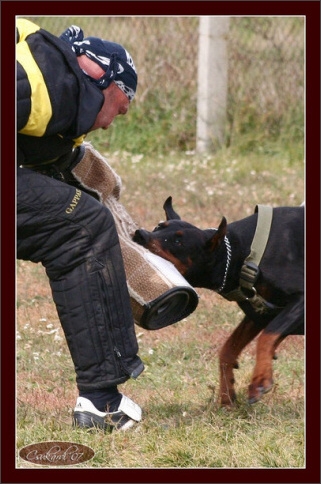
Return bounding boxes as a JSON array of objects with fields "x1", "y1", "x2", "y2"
[{"x1": 174, "y1": 238, "x2": 182, "y2": 246}]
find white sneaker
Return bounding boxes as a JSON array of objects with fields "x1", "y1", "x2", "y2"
[{"x1": 73, "y1": 395, "x2": 142, "y2": 431}]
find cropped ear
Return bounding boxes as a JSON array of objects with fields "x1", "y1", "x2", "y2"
[
  {"x1": 163, "y1": 196, "x2": 181, "y2": 220},
  {"x1": 206, "y1": 217, "x2": 227, "y2": 252}
]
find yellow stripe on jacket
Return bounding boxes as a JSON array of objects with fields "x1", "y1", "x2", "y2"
[
  {"x1": 16, "y1": 18, "x2": 40, "y2": 41},
  {"x1": 16, "y1": 20, "x2": 52, "y2": 136}
]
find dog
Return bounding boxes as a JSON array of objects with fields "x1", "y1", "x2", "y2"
[{"x1": 133, "y1": 197, "x2": 304, "y2": 406}]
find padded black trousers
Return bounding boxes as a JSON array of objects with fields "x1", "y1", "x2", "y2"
[{"x1": 17, "y1": 167, "x2": 144, "y2": 391}]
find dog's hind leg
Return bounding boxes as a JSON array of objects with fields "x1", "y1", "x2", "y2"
[
  {"x1": 248, "y1": 332, "x2": 284, "y2": 404},
  {"x1": 248, "y1": 296, "x2": 304, "y2": 404},
  {"x1": 219, "y1": 316, "x2": 262, "y2": 406}
]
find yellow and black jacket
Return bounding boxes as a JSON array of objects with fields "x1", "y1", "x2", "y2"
[{"x1": 16, "y1": 19, "x2": 104, "y2": 167}]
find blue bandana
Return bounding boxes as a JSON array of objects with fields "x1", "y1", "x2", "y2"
[{"x1": 60, "y1": 25, "x2": 137, "y2": 101}]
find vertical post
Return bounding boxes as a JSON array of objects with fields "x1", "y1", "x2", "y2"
[{"x1": 196, "y1": 16, "x2": 230, "y2": 153}]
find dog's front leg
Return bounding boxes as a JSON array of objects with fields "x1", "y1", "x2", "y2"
[
  {"x1": 219, "y1": 316, "x2": 262, "y2": 406},
  {"x1": 248, "y1": 297, "x2": 304, "y2": 404}
]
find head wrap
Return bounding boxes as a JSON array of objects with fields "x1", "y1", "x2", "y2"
[{"x1": 60, "y1": 25, "x2": 137, "y2": 102}]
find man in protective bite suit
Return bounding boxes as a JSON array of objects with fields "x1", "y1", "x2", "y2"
[{"x1": 17, "y1": 19, "x2": 144, "y2": 431}]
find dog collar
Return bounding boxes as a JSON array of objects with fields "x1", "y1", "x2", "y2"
[{"x1": 216, "y1": 236, "x2": 232, "y2": 294}]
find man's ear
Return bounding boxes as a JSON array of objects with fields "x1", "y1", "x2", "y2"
[{"x1": 77, "y1": 54, "x2": 105, "y2": 79}]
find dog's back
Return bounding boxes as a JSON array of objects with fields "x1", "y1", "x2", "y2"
[{"x1": 229, "y1": 206, "x2": 304, "y2": 297}]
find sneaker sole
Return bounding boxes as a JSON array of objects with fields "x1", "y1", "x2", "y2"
[
  {"x1": 73, "y1": 411, "x2": 111, "y2": 431},
  {"x1": 73, "y1": 411, "x2": 137, "y2": 432}
]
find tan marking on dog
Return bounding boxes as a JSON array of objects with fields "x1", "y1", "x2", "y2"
[{"x1": 145, "y1": 240, "x2": 190, "y2": 275}]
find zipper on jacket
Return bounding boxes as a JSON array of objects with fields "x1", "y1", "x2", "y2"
[{"x1": 114, "y1": 346, "x2": 132, "y2": 377}]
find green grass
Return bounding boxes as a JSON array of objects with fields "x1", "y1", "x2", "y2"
[
  {"x1": 86, "y1": 96, "x2": 304, "y2": 163},
  {"x1": 16, "y1": 146, "x2": 305, "y2": 468}
]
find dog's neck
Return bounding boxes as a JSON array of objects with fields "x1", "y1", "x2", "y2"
[
  {"x1": 177, "y1": 218, "x2": 257, "y2": 292},
  {"x1": 184, "y1": 231, "x2": 241, "y2": 292},
  {"x1": 211, "y1": 226, "x2": 255, "y2": 294}
]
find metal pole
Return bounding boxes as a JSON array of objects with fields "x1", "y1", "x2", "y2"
[{"x1": 197, "y1": 16, "x2": 230, "y2": 153}]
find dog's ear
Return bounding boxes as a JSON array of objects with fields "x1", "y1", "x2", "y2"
[
  {"x1": 163, "y1": 196, "x2": 181, "y2": 220},
  {"x1": 206, "y1": 217, "x2": 227, "y2": 252}
]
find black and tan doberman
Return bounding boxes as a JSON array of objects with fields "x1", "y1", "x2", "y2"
[{"x1": 134, "y1": 197, "x2": 304, "y2": 406}]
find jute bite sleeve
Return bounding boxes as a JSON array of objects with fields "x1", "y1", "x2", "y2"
[{"x1": 72, "y1": 143, "x2": 199, "y2": 330}]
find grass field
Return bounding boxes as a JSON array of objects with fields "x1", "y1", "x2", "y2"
[{"x1": 16, "y1": 145, "x2": 305, "y2": 469}]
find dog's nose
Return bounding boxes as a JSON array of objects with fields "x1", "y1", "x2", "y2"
[{"x1": 133, "y1": 229, "x2": 149, "y2": 246}]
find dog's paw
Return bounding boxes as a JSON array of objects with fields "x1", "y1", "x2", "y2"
[
  {"x1": 220, "y1": 390, "x2": 237, "y2": 407},
  {"x1": 248, "y1": 378, "x2": 274, "y2": 404}
]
